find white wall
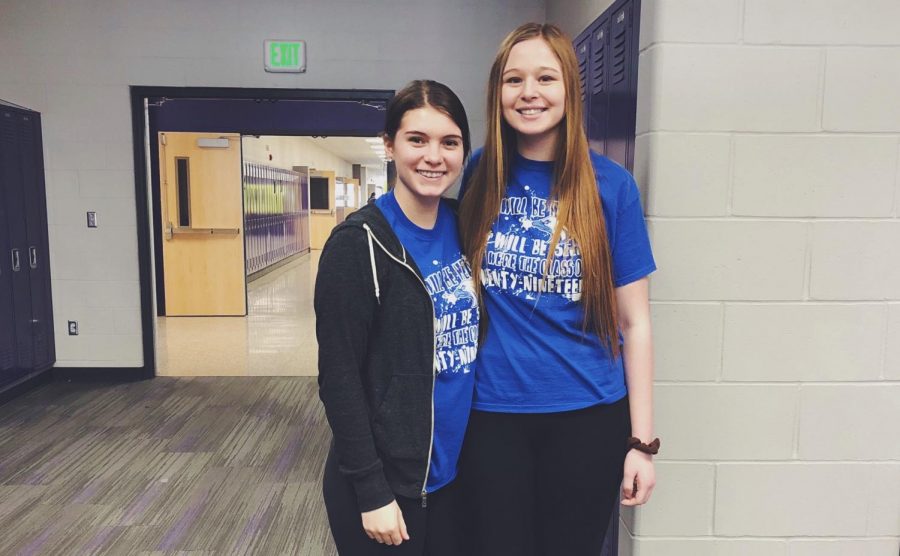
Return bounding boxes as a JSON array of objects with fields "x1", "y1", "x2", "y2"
[
  {"x1": 242, "y1": 136, "x2": 354, "y2": 177},
  {"x1": 0, "y1": 0, "x2": 545, "y2": 368},
  {"x1": 623, "y1": 0, "x2": 900, "y2": 554},
  {"x1": 546, "y1": 0, "x2": 615, "y2": 37}
]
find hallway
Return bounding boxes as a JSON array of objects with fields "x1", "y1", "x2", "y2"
[
  {"x1": 157, "y1": 252, "x2": 321, "y2": 377},
  {"x1": 0, "y1": 376, "x2": 338, "y2": 555}
]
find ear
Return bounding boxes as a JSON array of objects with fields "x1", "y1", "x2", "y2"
[{"x1": 383, "y1": 136, "x2": 394, "y2": 161}]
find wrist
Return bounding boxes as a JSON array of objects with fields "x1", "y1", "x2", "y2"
[{"x1": 626, "y1": 436, "x2": 660, "y2": 455}]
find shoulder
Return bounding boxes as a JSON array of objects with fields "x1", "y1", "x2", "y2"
[
  {"x1": 321, "y1": 223, "x2": 369, "y2": 264},
  {"x1": 589, "y1": 150, "x2": 641, "y2": 210}
]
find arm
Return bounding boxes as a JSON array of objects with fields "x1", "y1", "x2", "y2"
[
  {"x1": 315, "y1": 228, "x2": 395, "y2": 511},
  {"x1": 615, "y1": 277, "x2": 656, "y2": 506},
  {"x1": 316, "y1": 228, "x2": 410, "y2": 545}
]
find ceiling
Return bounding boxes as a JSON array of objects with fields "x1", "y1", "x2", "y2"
[{"x1": 306, "y1": 136, "x2": 386, "y2": 169}]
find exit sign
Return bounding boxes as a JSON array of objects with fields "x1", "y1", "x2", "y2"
[{"x1": 264, "y1": 40, "x2": 306, "y2": 73}]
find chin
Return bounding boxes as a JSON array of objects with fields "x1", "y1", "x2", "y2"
[{"x1": 403, "y1": 181, "x2": 448, "y2": 199}]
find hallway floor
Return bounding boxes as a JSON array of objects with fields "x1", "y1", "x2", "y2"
[
  {"x1": 0, "y1": 376, "x2": 337, "y2": 555},
  {"x1": 157, "y1": 252, "x2": 321, "y2": 377}
]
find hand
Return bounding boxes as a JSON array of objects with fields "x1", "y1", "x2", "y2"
[
  {"x1": 620, "y1": 450, "x2": 655, "y2": 506},
  {"x1": 361, "y1": 500, "x2": 409, "y2": 546}
]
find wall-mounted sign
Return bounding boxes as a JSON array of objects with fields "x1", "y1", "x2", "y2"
[{"x1": 264, "y1": 40, "x2": 306, "y2": 73}]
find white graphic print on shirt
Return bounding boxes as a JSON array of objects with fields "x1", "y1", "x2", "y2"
[
  {"x1": 482, "y1": 185, "x2": 583, "y2": 303},
  {"x1": 422, "y1": 256, "x2": 478, "y2": 374}
]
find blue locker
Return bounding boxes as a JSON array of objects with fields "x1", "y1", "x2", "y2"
[
  {"x1": 588, "y1": 18, "x2": 611, "y2": 157},
  {"x1": 0, "y1": 102, "x2": 55, "y2": 391},
  {"x1": 577, "y1": 0, "x2": 641, "y2": 172}
]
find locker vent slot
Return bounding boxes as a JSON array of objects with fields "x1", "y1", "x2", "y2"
[
  {"x1": 612, "y1": 24, "x2": 628, "y2": 84},
  {"x1": 591, "y1": 27, "x2": 607, "y2": 94}
]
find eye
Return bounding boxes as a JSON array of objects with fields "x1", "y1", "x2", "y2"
[
  {"x1": 443, "y1": 139, "x2": 460, "y2": 148},
  {"x1": 504, "y1": 76, "x2": 522, "y2": 84},
  {"x1": 539, "y1": 74, "x2": 557, "y2": 83},
  {"x1": 407, "y1": 135, "x2": 425, "y2": 144}
]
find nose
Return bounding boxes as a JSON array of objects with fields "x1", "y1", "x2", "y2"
[
  {"x1": 423, "y1": 141, "x2": 441, "y2": 165},
  {"x1": 521, "y1": 76, "x2": 538, "y2": 100}
]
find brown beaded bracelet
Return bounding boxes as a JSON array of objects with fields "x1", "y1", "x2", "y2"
[{"x1": 627, "y1": 436, "x2": 661, "y2": 455}]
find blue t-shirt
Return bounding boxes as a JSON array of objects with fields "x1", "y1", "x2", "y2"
[
  {"x1": 375, "y1": 191, "x2": 479, "y2": 492},
  {"x1": 460, "y1": 149, "x2": 655, "y2": 413}
]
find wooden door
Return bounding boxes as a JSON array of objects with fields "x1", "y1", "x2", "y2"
[
  {"x1": 309, "y1": 170, "x2": 336, "y2": 249},
  {"x1": 159, "y1": 132, "x2": 246, "y2": 316}
]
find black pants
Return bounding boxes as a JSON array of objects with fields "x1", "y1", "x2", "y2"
[
  {"x1": 323, "y1": 447, "x2": 465, "y2": 556},
  {"x1": 458, "y1": 397, "x2": 631, "y2": 556}
]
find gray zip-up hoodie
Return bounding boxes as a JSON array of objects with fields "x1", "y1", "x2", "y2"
[{"x1": 315, "y1": 202, "x2": 438, "y2": 512}]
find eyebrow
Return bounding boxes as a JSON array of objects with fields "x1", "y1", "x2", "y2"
[
  {"x1": 403, "y1": 130, "x2": 463, "y2": 140},
  {"x1": 502, "y1": 65, "x2": 561, "y2": 75}
]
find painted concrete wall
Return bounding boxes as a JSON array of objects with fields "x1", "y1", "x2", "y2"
[
  {"x1": 623, "y1": 1, "x2": 900, "y2": 554},
  {"x1": 241, "y1": 136, "x2": 354, "y2": 178},
  {"x1": 0, "y1": 0, "x2": 544, "y2": 368},
  {"x1": 546, "y1": 0, "x2": 616, "y2": 38}
]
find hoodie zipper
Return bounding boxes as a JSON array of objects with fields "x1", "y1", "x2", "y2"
[{"x1": 362, "y1": 223, "x2": 436, "y2": 509}]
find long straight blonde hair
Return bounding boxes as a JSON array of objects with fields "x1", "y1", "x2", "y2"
[{"x1": 459, "y1": 22, "x2": 619, "y2": 356}]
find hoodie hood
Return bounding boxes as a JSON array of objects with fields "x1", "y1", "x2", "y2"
[{"x1": 339, "y1": 203, "x2": 408, "y2": 262}]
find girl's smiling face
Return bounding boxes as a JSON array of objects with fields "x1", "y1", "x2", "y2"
[
  {"x1": 501, "y1": 37, "x2": 566, "y2": 155},
  {"x1": 384, "y1": 106, "x2": 465, "y2": 201}
]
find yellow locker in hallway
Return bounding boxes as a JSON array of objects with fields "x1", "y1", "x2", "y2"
[{"x1": 159, "y1": 132, "x2": 247, "y2": 316}]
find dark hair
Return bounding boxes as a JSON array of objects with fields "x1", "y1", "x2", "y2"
[{"x1": 383, "y1": 80, "x2": 471, "y2": 159}]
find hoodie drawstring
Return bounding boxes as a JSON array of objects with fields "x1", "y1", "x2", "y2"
[
  {"x1": 363, "y1": 222, "x2": 411, "y2": 305},
  {"x1": 366, "y1": 227, "x2": 381, "y2": 305}
]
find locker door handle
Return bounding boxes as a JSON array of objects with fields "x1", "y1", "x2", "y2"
[
  {"x1": 29, "y1": 246, "x2": 38, "y2": 269},
  {"x1": 11, "y1": 248, "x2": 21, "y2": 272}
]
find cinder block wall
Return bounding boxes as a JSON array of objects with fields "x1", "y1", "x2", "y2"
[{"x1": 620, "y1": 1, "x2": 900, "y2": 554}]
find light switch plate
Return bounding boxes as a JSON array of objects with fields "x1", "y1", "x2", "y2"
[
  {"x1": 87, "y1": 212, "x2": 98, "y2": 228},
  {"x1": 68, "y1": 321, "x2": 78, "y2": 335}
]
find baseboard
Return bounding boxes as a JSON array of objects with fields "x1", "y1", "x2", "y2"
[
  {"x1": 52, "y1": 366, "x2": 153, "y2": 382},
  {"x1": 247, "y1": 250, "x2": 309, "y2": 283},
  {"x1": 0, "y1": 369, "x2": 54, "y2": 406}
]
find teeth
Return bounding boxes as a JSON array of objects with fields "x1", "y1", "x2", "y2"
[
  {"x1": 417, "y1": 170, "x2": 443, "y2": 178},
  {"x1": 520, "y1": 108, "x2": 545, "y2": 115}
]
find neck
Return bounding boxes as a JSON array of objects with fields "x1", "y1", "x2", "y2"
[
  {"x1": 393, "y1": 186, "x2": 440, "y2": 229},
  {"x1": 516, "y1": 128, "x2": 559, "y2": 161}
]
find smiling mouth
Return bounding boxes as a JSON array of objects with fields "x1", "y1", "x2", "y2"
[
  {"x1": 517, "y1": 107, "x2": 547, "y2": 115},
  {"x1": 417, "y1": 170, "x2": 445, "y2": 179}
]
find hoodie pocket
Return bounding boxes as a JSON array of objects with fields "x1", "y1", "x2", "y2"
[{"x1": 372, "y1": 374, "x2": 431, "y2": 460}]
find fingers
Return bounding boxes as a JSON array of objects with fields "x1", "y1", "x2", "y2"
[
  {"x1": 621, "y1": 470, "x2": 636, "y2": 501},
  {"x1": 621, "y1": 471, "x2": 656, "y2": 506},
  {"x1": 365, "y1": 508, "x2": 407, "y2": 546},
  {"x1": 399, "y1": 509, "x2": 410, "y2": 541}
]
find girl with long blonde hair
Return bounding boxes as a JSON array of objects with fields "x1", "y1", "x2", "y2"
[{"x1": 458, "y1": 23, "x2": 658, "y2": 555}]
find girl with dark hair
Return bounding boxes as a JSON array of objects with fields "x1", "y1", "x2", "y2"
[
  {"x1": 458, "y1": 23, "x2": 658, "y2": 555},
  {"x1": 316, "y1": 80, "x2": 477, "y2": 555}
]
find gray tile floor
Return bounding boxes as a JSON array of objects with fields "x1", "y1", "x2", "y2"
[{"x1": 0, "y1": 377, "x2": 338, "y2": 555}]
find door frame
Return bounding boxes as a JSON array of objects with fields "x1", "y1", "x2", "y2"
[{"x1": 130, "y1": 86, "x2": 395, "y2": 379}]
